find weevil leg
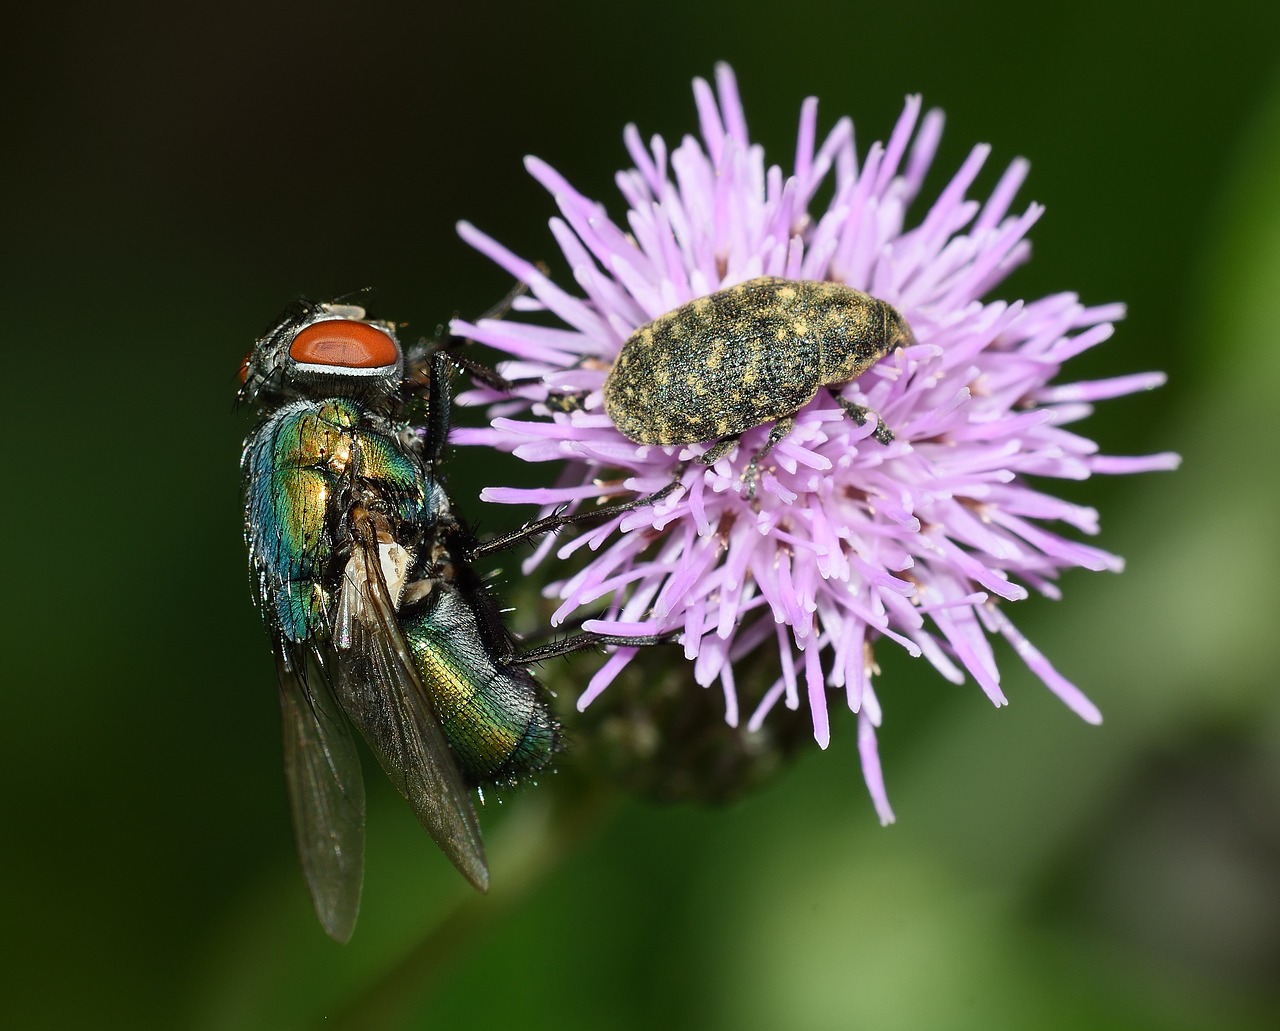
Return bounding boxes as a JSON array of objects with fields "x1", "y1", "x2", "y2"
[
  {"x1": 833, "y1": 393, "x2": 894, "y2": 445},
  {"x1": 543, "y1": 389, "x2": 590, "y2": 414},
  {"x1": 740, "y1": 417, "x2": 795, "y2": 499},
  {"x1": 698, "y1": 435, "x2": 740, "y2": 467}
]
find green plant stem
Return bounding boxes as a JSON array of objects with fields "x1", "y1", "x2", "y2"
[{"x1": 324, "y1": 782, "x2": 618, "y2": 1030}]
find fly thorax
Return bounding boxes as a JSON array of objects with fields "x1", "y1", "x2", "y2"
[{"x1": 326, "y1": 437, "x2": 353, "y2": 475}]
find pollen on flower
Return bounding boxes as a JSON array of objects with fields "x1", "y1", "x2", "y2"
[{"x1": 449, "y1": 63, "x2": 1180, "y2": 822}]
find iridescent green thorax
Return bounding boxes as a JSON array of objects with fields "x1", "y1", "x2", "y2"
[
  {"x1": 243, "y1": 397, "x2": 427, "y2": 643},
  {"x1": 400, "y1": 585, "x2": 558, "y2": 786},
  {"x1": 603, "y1": 276, "x2": 911, "y2": 445}
]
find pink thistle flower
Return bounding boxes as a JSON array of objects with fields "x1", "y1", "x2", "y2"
[{"x1": 450, "y1": 64, "x2": 1179, "y2": 822}]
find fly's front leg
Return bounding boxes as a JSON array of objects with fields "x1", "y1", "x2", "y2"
[
  {"x1": 420, "y1": 349, "x2": 454, "y2": 465},
  {"x1": 407, "y1": 271, "x2": 550, "y2": 394}
]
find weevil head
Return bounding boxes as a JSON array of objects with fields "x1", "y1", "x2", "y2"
[
  {"x1": 821, "y1": 292, "x2": 917, "y2": 387},
  {"x1": 883, "y1": 301, "x2": 915, "y2": 353},
  {"x1": 238, "y1": 301, "x2": 404, "y2": 408}
]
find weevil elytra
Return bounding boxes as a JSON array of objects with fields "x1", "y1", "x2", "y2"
[{"x1": 603, "y1": 276, "x2": 913, "y2": 470}]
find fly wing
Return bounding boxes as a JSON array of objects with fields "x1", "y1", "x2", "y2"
[
  {"x1": 275, "y1": 641, "x2": 366, "y2": 942},
  {"x1": 326, "y1": 509, "x2": 489, "y2": 893}
]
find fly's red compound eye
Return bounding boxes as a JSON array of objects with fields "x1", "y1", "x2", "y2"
[
  {"x1": 289, "y1": 319, "x2": 399, "y2": 370},
  {"x1": 238, "y1": 351, "x2": 252, "y2": 384}
]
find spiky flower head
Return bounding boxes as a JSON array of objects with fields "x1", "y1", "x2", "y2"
[{"x1": 451, "y1": 64, "x2": 1178, "y2": 821}]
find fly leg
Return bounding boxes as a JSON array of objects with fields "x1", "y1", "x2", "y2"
[
  {"x1": 406, "y1": 269, "x2": 550, "y2": 393},
  {"x1": 469, "y1": 477, "x2": 686, "y2": 561},
  {"x1": 688, "y1": 419, "x2": 795, "y2": 499},
  {"x1": 511, "y1": 628, "x2": 680, "y2": 666}
]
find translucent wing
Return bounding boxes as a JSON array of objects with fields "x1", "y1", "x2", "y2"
[
  {"x1": 275, "y1": 641, "x2": 366, "y2": 943},
  {"x1": 326, "y1": 508, "x2": 489, "y2": 892}
]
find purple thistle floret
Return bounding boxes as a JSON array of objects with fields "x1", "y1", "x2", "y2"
[{"x1": 451, "y1": 64, "x2": 1179, "y2": 822}]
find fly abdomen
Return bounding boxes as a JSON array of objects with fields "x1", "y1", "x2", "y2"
[{"x1": 401, "y1": 585, "x2": 559, "y2": 787}]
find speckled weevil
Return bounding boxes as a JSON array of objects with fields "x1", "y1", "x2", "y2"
[{"x1": 603, "y1": 276, "x2": 914, "y2": 488}]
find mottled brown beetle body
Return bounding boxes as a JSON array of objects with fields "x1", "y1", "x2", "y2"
[{"x1": 603, "y1": 276, "x2": 913, "y2": 446}]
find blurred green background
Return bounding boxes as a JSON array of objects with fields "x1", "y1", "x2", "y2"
[{"x1": 5, "y1": 2, "x2": 1279, "y2": 1028}]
